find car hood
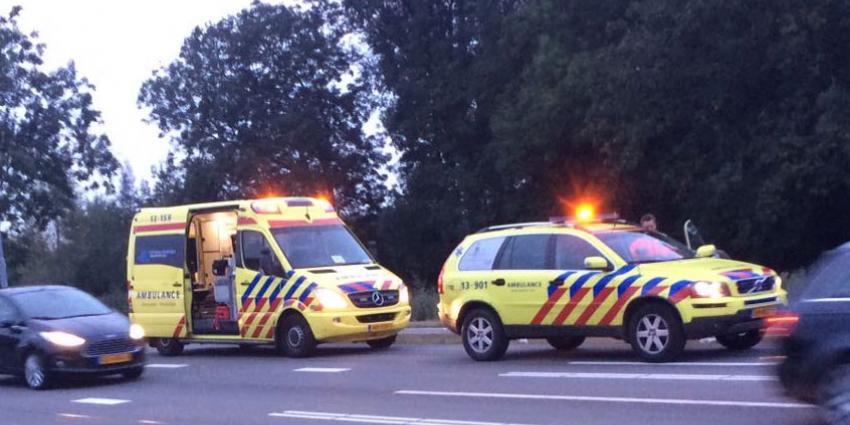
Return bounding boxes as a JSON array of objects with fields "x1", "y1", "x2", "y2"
[
  {"x1": 303, "y1": 264, "x2": 405, "y2": 293},
  {"x1": 29, "y1": 312, "x2": 131, "y2": 339},
  {"x1": 636, "y1": 257, "x2": 774, "y2": 283}
]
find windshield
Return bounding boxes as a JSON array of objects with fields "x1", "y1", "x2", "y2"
[
  {"x1": 12, "y1": 288, "x2": 112, "y2": 320},
  {"x1": 597, "y1": 231, "x2": 695, "y2": 264},
  {"x1": 272, "y1": 225, "x2": 373, "y2": 269}
]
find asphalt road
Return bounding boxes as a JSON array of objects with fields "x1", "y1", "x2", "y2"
[{"x1": 0, "y1": 338, "x2": 823, "y2": 425}]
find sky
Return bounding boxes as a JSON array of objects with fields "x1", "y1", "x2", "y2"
[{"x1": 4, "y1": 0, "x2": 291, "y2": 183}]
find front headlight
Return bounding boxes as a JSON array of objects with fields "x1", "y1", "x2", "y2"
[
  {"x1": 314, "y1": 288, "x2": 348, "y2": 309},
  {"x1": 129, "y1": 324, "x2": 145, "y2": 340},
  {"x1": 399, "y1": 285, "x2": 409, "y2": 305},
  {"x1": 40, "y1": 331, "x2": 86, "y2": 348},
  {"x1": 691, "y1": 281, "x2": 730, "y2": 298}
]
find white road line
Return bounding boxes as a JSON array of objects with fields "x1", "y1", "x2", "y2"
[
  {"x1": 269, "y1": 410, "x2": 535, "y2": 425},
  {"x1": 145, "y1": 363, "x2": 188, "y2": 368},
  {"x1": 294, "y1": 367, "x2": 351, "y2": 373},
  {"x1": 58, "y1": 413, "x2": 93, "y2": 419},
  {"x1": 395, "y1": 390, "x2": 812, "y2": 409},
  {"x1": 500, "y1": 371, "x2": 776, "y2": 381},
  {"x1": 567, "y1": 361, "x2": 776, "y2": 367},
  {"x1": 72, "y1": 398, "x2": 130, "y2": 406}
]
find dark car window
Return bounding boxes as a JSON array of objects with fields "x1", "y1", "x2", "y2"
[
  {"x1": 801, "y1": 251, "x2": 850, "y2": 299},
  {"x1": 11, "y1": 288, "x2": 111, "y2": 320},
  {"x1": 272, "y1": 225, "x2": 373, "y2": 269},
  {"x1": 135, "y1": 234, "x2": 185, "y2": 268},
  {"x1": 496, "y1": 234, "x2": 551, "y2": 270},
  {"x1": 458, "y1": 237, "x2": 506, "y2": 271},
  {"x1": 596, "y1": 231, "x2": 694, "y2": 264},
  {"x1": 554, "y1": 234, "x2": 604, "y2": 270},
  {"x1": 240, "y1": 231, "x2": 285, "y2": 277},
  {"x1": 0, "y1": 297, "x2": 18, "y2": 322}
]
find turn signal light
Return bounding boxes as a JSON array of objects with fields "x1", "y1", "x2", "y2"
[{"x1": 437, "y1": 267, "x2": 445, "y2": 294}]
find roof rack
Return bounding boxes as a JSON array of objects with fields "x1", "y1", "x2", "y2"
[
  {"x1": 475, "y1": 213, "x2": 633, "y2": 234},
  {"x1": 475, "y1": 221, "x2": 554, "y2": 234}
]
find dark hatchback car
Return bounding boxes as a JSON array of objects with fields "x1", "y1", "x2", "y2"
[
  {"x1": 778, "y1": 242, "x2": 850, "y2": 424},
  {"x1": 0, "y1": 285, "x2": 146, "y2": 389}
]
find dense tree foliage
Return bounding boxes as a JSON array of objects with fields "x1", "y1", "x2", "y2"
[{"x1": 0, "y1": 6, "x2": 117, "y2": 229}]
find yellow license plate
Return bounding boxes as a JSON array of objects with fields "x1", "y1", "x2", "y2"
[
  {"x1": 369, "y1": 323, "x2": 394, "y2": 332},
  {"x1": 752, "y1": 306, "x2": 776, "y2": 319},
  {"x1": 99, "y1": 352, "x2": 133, "y2": 365}
]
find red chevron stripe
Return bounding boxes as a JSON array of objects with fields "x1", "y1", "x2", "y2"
[
  {"x1": 241, "y1": 299, "x2": 253, "y2": 313},
  {"x1": 669, "y1": 287, "x2": 691, "y2": 304},
  {"x1": 266, "y1": 325, "x2": 276, "y2": 340},
  {"x1": 531, "y1": 287, "x2": 567, "y2": 325},
  {"x1": 575, "y1": 287, "x2": 615, "y2": 326},
  {"x1": 647, "y1": 285, "x2": 668, "y2": 297},
  {"x1": 251, "y1": 313, "x2": 272, "y2": 338},
  {"x1": 381, "y1": 280, "x2": 393, "y2": 290},
  {"x1": 599, "y1": 287, "x2": 640, "y2": 326},
  {"x1": 553, "y1": 288, "x2": 590, "y2": 326},
  {"x1": 254, "y1": 298, "x2": 267, "y2": 312},
  {"x1": 172, "y1": 316, "x2": 186, "y2": 338},
  {"x1": 134, "y1": 223, "x2": 185, "y2": 234}
]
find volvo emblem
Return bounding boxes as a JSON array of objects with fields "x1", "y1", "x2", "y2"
[{"x1": 371, "y1": 291, "x2": 385, "y2": 306}]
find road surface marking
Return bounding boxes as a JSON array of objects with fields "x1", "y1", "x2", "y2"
[
  {"x1": 294, "y1": 367, "x2": 351, "y2": 373},
  {"x1": 58, "y1": 413, "x2": 92, "y2": 419},
  {"x1": 395, "y1": 390, "x2": 812, "y2": 409},
  {"x1": 500, "y1": 371, "x2": 776, "y2": 381},
  {"x1": 145, "y1": 363, "x2": 188, "y2": 368},
  {"x1": 567, "y1": 361, "x2": 776, "y2": 367},
  {"x1": 72, "y1": 398, "x2": 130, "y2": 406},
  {"x1": 269, "y1": 410, "x2": 535, "y2": 425}
]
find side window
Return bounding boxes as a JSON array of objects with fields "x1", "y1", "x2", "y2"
[
  {"x1": 239, "y1": 231, "x2": 284, "y2": 277},
  {"x1": 554, "y1": 234, "x2": 604, "y2": 270},
  {"x1": 458, "y1": 237, "x2": 507, "y2": 271},
  {"x1": 496, "y1": 234, "x2": 551, "y2": 270},
  {"x1": 135, "y1": 234, "x2": 185, "y2": 268},
  {"x1": 0, "y1": 297, "x2": 17, "y2": 322}
]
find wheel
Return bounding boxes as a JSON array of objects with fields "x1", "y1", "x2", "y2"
[
  {"x1": 546, "y1": 335, "x2": 586, "y2": 351},
  {"x1": 366, "y1": 335, "x2": 397, "y2": 349},
  {"x1": 820, "y1": 365, "x2": 850, "y2": 425},
  {"x1": 154, "y1": 338, "x2": 184, "y2": 356},
  {"x1": 277, "y1": 315, "x2": 317, "y2": 358},
  {"x1": 461, "y1": 308, "x2": 509, "y2": 361},
  {"x1": 24, "y1": 353, "x2": 51, "y2": 390},
  {"x1": 716, "y1": 330, "x2": 763, "y2": 350},
  {"x1": 627, "y1": 303, "x2": 685, "y2": 362},
  {"x1": 121, "y1": 366, "x2": 144, "y2": 380}
]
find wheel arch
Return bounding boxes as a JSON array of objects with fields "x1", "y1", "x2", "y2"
[
  {"x1": 621, "y1": 296, "x2": 682, "y2": 340},
  {"x1": 457, "y1": 300, "x2": 501, "y2": 331}
]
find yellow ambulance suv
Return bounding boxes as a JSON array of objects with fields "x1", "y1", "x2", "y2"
[
  {"x1": 127, "y1": 197, "x2": 410, "y2": 357},
  {"x1": 438, "y1": 214, "x2": 787, "y2": 362}
]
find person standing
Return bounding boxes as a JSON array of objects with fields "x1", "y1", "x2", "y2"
[{"x1": 640, "y1": 214, "x2": 658, "y2": 232}]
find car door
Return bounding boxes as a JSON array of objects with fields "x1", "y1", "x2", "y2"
[
  {"x1": 130, "y1": 231, "x2": 188, "y2": 337},
  {"x1": 0, "y1": 296, "x2": 22, "y2": 370},
  {"x1": 234, "y1": 229, "x2": 288, "y2": 338}
]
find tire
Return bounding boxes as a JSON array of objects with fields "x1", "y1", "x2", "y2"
[
  {"x1": 121, "y1": 366, "x2": 145, "y2": 380},
  {"x1": 716, "y1": 330, "x2": 763, "y2": 351},
  {"x1": 366, "y1": 335, "x2": 397, "y2": 349},
  {"x1": 461, "y1": 308, "x2": 509, "y2": 361},
  {"x1": 24, "y1": 353, "x2": 51, "y2": 390},
  {"x1": 277, "y1": 315, "x2": 317, "y2": 358},
  {"x1": 154, "y1": 338, "x2": 184, "y2": 356},
  {"x1": 820, "y1": 365, "x2": 850, "y2": 425},
  {"x1": 546, "y1": 335, "x2": 586, "y2": 351},
  {"x1": 627, "y1": 303, "x2": 685, "y2": 362}
]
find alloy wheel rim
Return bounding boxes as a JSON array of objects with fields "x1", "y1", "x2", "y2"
[
  {"x1": 636, "y1": 314, "x2": 669, "y2": 354},
  {"x1": 467, "y1": 317, "x2": 494, "y2": 354},
  {"x1": 25, "y1": 356, "x2": 44, "y2": 388},
  {"x1": 288, "y1": 327, "x2": 304, "y2": 347}
]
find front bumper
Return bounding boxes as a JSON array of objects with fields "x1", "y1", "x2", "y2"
[
  {"x1": 307, "y1": 305, "x2": 411, "y2": 342},
  {"x1": 46, "y1": 345, "x2": 146, "y2": 375},
  {"x1": 682, "y1": 310, "x2": 766, "y2": 339}
]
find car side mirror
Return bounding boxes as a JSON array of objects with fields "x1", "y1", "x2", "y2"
[
  {"x1": 584, "y1": 256, "x2": 611, "y2": 271},
  {"x1": 695, "y1": 244, "x2": 717, "y2": 258}
]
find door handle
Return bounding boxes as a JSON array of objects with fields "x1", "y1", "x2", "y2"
[
  {"x1": 491, "y1": 278, "x2": 506, "y2": 286},
  {"x1": 240, "y1": 281, "x2": 251, "y2": 286},
  {"x1": 172, "y1": 283, "x2": 182, "y2": 288},
  {"x1": 549, "y1": 279, "x2": 565, "y2": 287}
]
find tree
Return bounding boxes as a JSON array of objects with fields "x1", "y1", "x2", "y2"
[
  {"x1": 139, "y1": 2, "x2": 386, "y2": 217},
  {"x1": 0, "y1": 6, "x2": 118, "y2": 229}
]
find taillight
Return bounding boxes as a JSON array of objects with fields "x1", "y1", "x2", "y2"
[
  {"x1": 764, "y1": 311, "x2": 800, "y2": 337},
  {"x1": 437, "y1": 267, "x2": 445, "y2": 294}
]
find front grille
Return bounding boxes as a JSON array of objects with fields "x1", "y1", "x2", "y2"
[
  {"x1": 356, "y1": 313, "x2": 397, "y2": 323},
  {"x1": 84, "y1": 337, "x2": 136, "y2": 356},
  {"x1": 348, "y1": 290, "x2": 399, "y2": 308},
  {"x1": 736, "y1": 276, "x2": 775, "y2": 294}
]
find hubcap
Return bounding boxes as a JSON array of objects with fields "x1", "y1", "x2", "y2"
[
  {"x1": 467, "y1": 317, "x2": 494, "y2": 354},
  {"x1": 288, "y1": 327, "x2": 304, "y2": 347},
  {"x1": 25, "y1": 355, "x2": 44, "y2": 388},
  {"x1": 636, "y1": 314, "x2": 669, "y2": 354}
]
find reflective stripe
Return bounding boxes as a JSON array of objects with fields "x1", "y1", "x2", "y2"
[
  {"x1": 641, "y1": 277, "x2": 666, "y2": 296},
  {"x1": 241, "y1": 273, "x2": 263, "y2": 306}
]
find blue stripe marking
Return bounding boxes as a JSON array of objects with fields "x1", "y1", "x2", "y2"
[
  {"x1": 570, "y1": 271, "x2": 599, "y2": 298},
  {"x1": 298, "y1": 283, "x2": 318, "y2": 303},
  {"x1": 617, "y1": 275, "x2": 642, "y2": 298},
  {"x1": 592, "y1": 265, "x2": 636, "y2": 297},
  {"x1": 241, "y1": 273, "x2": 263, "y2": 304},
  {"x1": 668, "y1": 279, "x2": 692, "y2": 298},
  {"x1": 548, "y1": 271, "x2": 576, "y2": 297},
  {"x1": 641, "y1": 277, "x2": 666, "y2": 296},
  {"x1": 284, "y1": 276, "x2": 307, "y2": 300},
  {"x1": 338, "y1": 284, "x2": 358, "y2": 294},
  {"x1": 254, "y1": 275, "x2": 277, "y2": 302},
  {"x1": 267, "y1": 271, "x2": 295, "y2": 306}
]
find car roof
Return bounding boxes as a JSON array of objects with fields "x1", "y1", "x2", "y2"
[
  {"x1": 0, "y1": 285, "x2": 75, "y2": 296},
  {"x1": 474, "y1": 221, "x2": 642, "y2": 236}
]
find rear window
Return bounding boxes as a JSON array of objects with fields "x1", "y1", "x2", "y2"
[
  {"x1": 135, "y1": 234, "x2": 185, "y2": 268},
  {"x1": 458, "y1": 237, "x2": 506, "y2": 271},
  {"x1": 272, "y1": 225, "x2": 373, "y2": 269}
]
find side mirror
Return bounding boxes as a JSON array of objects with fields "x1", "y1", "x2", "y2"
[
  {"x1": 695, "y1": 244, "x2": 717, "y2": 258},
  {"x1": 584, "y1": 256, "x2": 611, "y2": 271}
]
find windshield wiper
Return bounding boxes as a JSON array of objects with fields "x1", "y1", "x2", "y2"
[{"x1": 29, "y1": 316, "x2": 59, "y2": 320}]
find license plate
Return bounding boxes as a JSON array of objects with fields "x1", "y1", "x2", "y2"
[
  {"x1": 368, "y1": 323, "x2": 394, "y2": 332},
  {"x1": 751, "y1": 306, "x2": 776, "y2": 319},
  {"x1": 99, "y1": 352, "x2": 133, "y2": 365}
]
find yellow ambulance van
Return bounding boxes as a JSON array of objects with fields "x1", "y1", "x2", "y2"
[{"x1": 127, "y1": 197, "x2": 410, "y2": 357}]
